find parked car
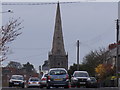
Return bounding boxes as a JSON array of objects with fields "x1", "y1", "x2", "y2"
[
  {"x1": 9, "y1": 75, "x2": 25, "y2": 88},
  {"x1": 71, "y1": 71, "x2": 91, "y2": 88},
  {"x1": 40, "y1": 73, "x2": 47, "y2": 88},
  {"x1": 46, "y1": 68, "x2": 69, "y2": 89},
  {"x1": 88, "y1": 77, "x2": 98, "y2": 88},
  {"x1": 27, "y1": 77, "x2": 40, "y2": 88}
]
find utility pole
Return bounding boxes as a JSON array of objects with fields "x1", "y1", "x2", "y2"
[
  {"x1": 77, "y1": 40, "x2": 80, "y2": 71},
  {"x1": 116, "y1": 19, "x2": 119, "y2": 87}
]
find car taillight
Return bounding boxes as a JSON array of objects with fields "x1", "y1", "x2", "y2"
[
  {"x1": 48, "y1": 76, "x2": 51, "y2": 80},
  {"x1": 41, "y1": 78, "x2": 46, "y2": 80},
  {"x1": 28, "y1": 82, "x2": 31, "y2": 84}
]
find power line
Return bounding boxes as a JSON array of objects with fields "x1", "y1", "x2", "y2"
[
  {"x1": 2, "y1": 1, "x2": 80, "y2": 5},
  {"x1": 2, "y1": 0, "x2": 96, "y2": 6}
]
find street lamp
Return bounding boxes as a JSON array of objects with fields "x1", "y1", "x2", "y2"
[
  {"x1": 0, "y1": 9, "x2": 13, "y2": 13},
  {"x1": 0, "y1": 9, "x2": 13, "y2": 89}
]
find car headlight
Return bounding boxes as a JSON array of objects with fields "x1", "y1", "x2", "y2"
[
  {"x1": 87, "y1": 78, "x2": 91, "y2": 81},
  {"x1": 9, "y1": 80, "x2": 12, "y2": 82},
  {"x1": 20, "y1": 81, "x2": 24, "y2": 83},
  {"x1": 73, "y1": 78, "x2": 78, "y2": 81}
]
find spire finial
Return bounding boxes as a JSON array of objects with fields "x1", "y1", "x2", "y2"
[{"x1": 57, "y1": 1, "x2": 60, "y2": 9}]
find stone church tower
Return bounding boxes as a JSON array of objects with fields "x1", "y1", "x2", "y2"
[{"x1": 48, "y1": 3, "x2": 68, "y2": 70}]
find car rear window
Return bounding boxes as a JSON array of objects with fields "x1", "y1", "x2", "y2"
[
  {"x1": 50, "y1": 70, "x2": 66, "y2": 75},
  {"x1": 44, "y1": 74, "x2": 48, "y2": 77},
  {"x1": 74, "y1": 72, "x2": 89, "y2": 77},
  {"x1": 30, "y1": 78, "x2": 39, "y2": 81}
]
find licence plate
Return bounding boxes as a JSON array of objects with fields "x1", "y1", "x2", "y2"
[
  {"x1": 80, "y1": 82, "x2": 86, "y2": 84},
  {"x1": 14, "y1": 83, "x2": 19, "y2": 85},
  {"x1": 54, "y1": 78, "x2": 62, "y2": 81}
]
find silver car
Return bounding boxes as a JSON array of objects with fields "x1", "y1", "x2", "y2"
[
  {"x1": 71, "y1": 71, "x2": 91, "y2": 88},
  {"x1": 27, "y1": 77, "x2": 40, "y2": 88},
  {"x1": 46, "y1": 68, "x2": 69, "y2": 89}
]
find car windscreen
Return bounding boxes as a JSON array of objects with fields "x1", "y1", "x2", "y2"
[
  {"x1": 74, "y1": 72, "x2": 89, "y2": 77},
  {"x1": 44, "y1": 74, "x2": 48, "y2": 77},
  {"x1": 50, "y1": 70, "x2": 66, "y2": 75},
  {"x1": 11, "y1": 76, "x2": 24, "y2": 80}
]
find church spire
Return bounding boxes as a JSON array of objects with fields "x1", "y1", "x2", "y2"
[
  {"x1": 48, "y1": 2, "x2": 68, "y2": 70},
  {"x1": 51, "y1": 2, "x2": 66, "y2": 55}
]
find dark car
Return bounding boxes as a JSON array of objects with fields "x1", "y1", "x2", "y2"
[
  {"x1": 88, "y1": 77, "x2": 98, "y2": 88},
  {"x1": 40, "y1": 73, "x2": 47, "y2": 88},
  {"x1": 71, "y1": 71, "x2": 91, "y2": 88},
  {"x1": 46, "y1": 68, "x2": 69, "y2": 89},
  {"x1": 9, "y1": 75, "x2": 25, "y2": 88}
]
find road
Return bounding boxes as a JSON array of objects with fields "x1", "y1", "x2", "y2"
[{"x1": 1, "y1": 87, "x2": 120, "y2": 90}]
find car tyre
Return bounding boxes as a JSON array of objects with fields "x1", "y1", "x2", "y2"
[
  {"x1": 47, "y1": 86, "x2": 50, "y2": 89},
  {"x1": 22, "y1": 84, "x2": 24, "y2": 88},
  {"x1": 64, "y1": 85, "x2": 69, "y2": 89},
  {"x1": 71, "y1": 85, "x2": 75, "y2": 88},
  {"x1": 46, "y1": 84, "x2": 50, "y2": 89},
  {"x1": 71, "y1": 84, "x2": 75, "y2": 88},
  {"x1": 9, "y1": 84, "x2": 12, "y2": 87},
  {"x1": 77, "y1": 85, "x2": 80, "y2": 88},
  {"x1": 40, "y1": 85, "x2": 43, "y2": 88},
  {"x1": 86, "y1": 85, "x2": 90, "y2": 88}
]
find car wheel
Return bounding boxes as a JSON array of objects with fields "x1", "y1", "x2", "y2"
[
  {"x1": 64, "y1": 85, "x2": 69, "y2": 89},
  {"x1": 86, "y1": 85, "x2": 90, "y2": 88},
  {"x1": 71, "y1": 85, "x2": 75, "y2": 88},
  {"x1": 47, "y1": 86, "x2": 50, "y2": 89},
  {"x1": 77, "y1": 85, "x2": 80, "y2": 88},
  {"x1": 55, "y1": 86, "x2": 59, "y2": 88},
  {"x1": 22, "y1": 84, "x2": 24, "y2": 88},
  {"x1": 71, "y1": 84, "x2": 76, "y2": 88},
  {"x1": 9, "y1": 84, "x2": 12, "y2": 87},
  {"x1": 70, "y1": 83, "x2": 74, "y2": 87},
  {"x1": 40, "y1": 85, "x2": 43, "y2": 88},
  {"x1": 46, "y1": 84, "x2": 50, "y2": 89}
]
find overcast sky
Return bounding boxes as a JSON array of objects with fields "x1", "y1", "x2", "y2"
[
  {"x1": 1, "y1": 0, "x2": 120, "y2": 2},
  {"x1": 2, "y1": 0, "x2": 118, "y2": 71}
]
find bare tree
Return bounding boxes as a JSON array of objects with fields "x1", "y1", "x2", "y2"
[{"x1": 0, "y1": 18, "x2": 23, "y2": 62}]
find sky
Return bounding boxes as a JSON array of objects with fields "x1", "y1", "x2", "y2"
[
  {"x1": 1, "y1": 0, "x2": 120, "y2": 2},
  {"x1": 2, "y1": 0, "x2": 118, "y2": 71}
]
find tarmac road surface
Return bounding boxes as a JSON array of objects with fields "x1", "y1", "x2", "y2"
[{"x1": 1, "y1": 87, "x2": 120, "y2": 90}]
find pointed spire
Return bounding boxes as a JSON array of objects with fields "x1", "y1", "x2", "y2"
[{"x1": 51, "y1": 2, "x2": 66, "y2": 55}]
